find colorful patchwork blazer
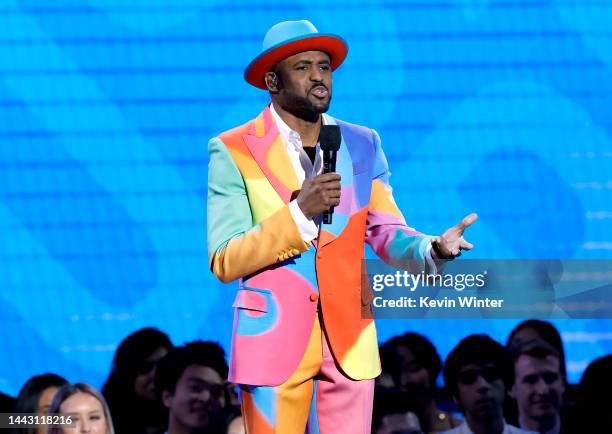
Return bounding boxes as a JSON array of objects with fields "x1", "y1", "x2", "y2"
[{"x1": 207, "y1": 106, "x2": 433, "y2": 386}]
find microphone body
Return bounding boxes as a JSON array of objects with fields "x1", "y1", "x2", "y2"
[{"x1": 319, "y1": 125, "x2": 342, "y2": 224}]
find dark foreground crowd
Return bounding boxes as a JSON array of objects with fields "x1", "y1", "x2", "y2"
[{"x1": 1, "y1": 320, "x2": 609, "y2": 434}]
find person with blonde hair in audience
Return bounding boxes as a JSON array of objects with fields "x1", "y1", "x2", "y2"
[{"x1": 47, "y1": 383, "x2": 114, "y2": 434}]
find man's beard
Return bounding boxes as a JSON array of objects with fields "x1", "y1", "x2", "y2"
[{"x1": 280, "y1": 90, "x2": 331, "y2": 122}]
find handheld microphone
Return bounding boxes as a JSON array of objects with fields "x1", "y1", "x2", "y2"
[{"x1": 319, "y1": 125, "x2": 341, "y2": 224}]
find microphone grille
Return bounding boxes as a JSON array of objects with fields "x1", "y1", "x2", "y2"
[{"x1": 319, "y1": 125, "x2": 341, "y2": 151}]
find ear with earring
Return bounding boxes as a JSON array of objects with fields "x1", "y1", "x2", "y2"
[{"x1": 267, "y1": 73, "x2": 278, "y2": 89}]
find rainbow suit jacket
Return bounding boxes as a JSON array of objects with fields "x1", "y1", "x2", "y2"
[{"x1": 207, "y1": 105, "x2": 433, "y2": 386}]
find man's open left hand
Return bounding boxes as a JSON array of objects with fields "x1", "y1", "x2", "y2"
[{"x1": 431, "y1": 213, "x2": 478, "y2": 260}]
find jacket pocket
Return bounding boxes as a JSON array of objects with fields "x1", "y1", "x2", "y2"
[{"x1": 232, "y1": 287, "x2": 269, "y2": 313}]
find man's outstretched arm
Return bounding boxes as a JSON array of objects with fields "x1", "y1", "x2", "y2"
[{"x1": 365, "y1": 130, "x2": 476, "y2": 271}]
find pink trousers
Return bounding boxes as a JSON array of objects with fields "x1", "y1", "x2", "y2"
[{"x1": 240, "y1": 313, "x2": 374, "y2": 433}]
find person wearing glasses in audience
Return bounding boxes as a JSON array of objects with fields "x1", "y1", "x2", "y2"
[
  {"x1": 102, "y1": 327, "x2": 174, "y2": 434},
  {"x1": 441, "y1": 335, "x2": 534, "y2": 434},
  {"x1": 509, "y1": 340, "x2": 564, "y2": 434},
  {"x1": 155, "y1": 340, "x2": 236, "y2": 434}
]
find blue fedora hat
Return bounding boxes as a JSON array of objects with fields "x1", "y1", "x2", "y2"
[{"x1": 244, "y1": 20, "x2": 348, "y2": 90}]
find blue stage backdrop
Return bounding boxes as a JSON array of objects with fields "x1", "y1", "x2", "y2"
[{"x1": 1, "y1": 0, "x2": 611, "y2": 394}]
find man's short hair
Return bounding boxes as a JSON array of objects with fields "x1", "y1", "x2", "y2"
[
  {"x1": 509, "y1": 338, "x2": 561, "y2": 365},
  {"x1": 443, "y1": 334, "x2": 513, "y2": 402},
  {"x1": 154, "y1": 340, "x2": 228, "y2": 399},
  {"x1": 506, "y1": 319, "x2": 566, "y2": 377}
]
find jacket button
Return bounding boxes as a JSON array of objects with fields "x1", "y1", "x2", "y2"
[{"x1": 309, "y1": 293, "x2": 319, "y2": 302}]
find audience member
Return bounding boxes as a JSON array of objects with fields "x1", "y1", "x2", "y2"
[
  {"x1": 506, "y1": 321, "x2": 566, "y2": 379},
  {"x1": 8, "y1": 322, "x2": 606, "y2": 434},
  {"x1": 102, "y1": 327, "x2": 173, "y2": 434},
  {"x1": 47, "y1": 383, "x2": 114, "y2": 434},
  {"x1": 155, "y1": 340, "x2": 231, "y2": 434},
  {"x1": 509, "y1": 340, "x2": 564, "y2": 434},
  {"x1": 441, "y1": 335, "x2": 531, "y2": 434},
  {"x1": 13, "y1": 373, "x2": 68, "y2": 434},
  {"x1": 380, "y1": 333, "x2": 462, "y2": 432},
  {"x1": 563, "y1": 354, "x2": 612, "y2": 433}
]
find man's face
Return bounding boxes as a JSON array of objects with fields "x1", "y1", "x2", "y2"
[
  {"x1": 272, "y1": 50, "x2": 332, "y2": 120},
  {"x1": 511, "y1": 355, "x2": 564, "y2": 423},
  {"x1": 163, "y1": 364, "x2": 225, "y2": 431},
  {"x1": 456, "y1": 363, "x2": 506, "y2": 421}
]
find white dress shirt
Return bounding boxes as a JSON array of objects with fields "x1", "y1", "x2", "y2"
[{"x1": 270, "y1": 103, "x2": 324, "y2": 243}]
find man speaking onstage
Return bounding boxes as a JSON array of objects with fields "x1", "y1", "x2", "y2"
[{"x1": 207, "y1": 20, "x2": 477, "y2": 433}]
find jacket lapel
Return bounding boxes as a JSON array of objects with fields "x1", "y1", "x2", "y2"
[
  {"x1": 243, "y1": 107, "x2": 353, "y2": 249},
  {"x1": 242, "y1": 106, "x2": 300, "y2": 204}
]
